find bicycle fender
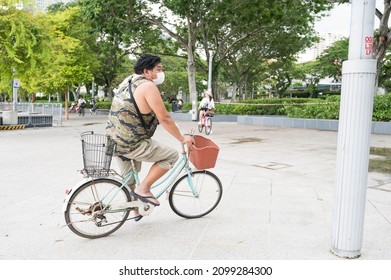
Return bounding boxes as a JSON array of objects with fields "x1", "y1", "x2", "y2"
[{"x1": 62, "y1": 176, "x2": 123, "y2": 212}]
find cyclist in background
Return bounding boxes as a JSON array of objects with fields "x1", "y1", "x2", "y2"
[
  {"x1": 77, "y1": 96, "x2": 86, "y2": 116},
  {"x1": 90, "y1": 98, "x2": 98, "y2": 114},
  {"x1": 198, "y1": 90, "x2": 215, "y2": 125}
]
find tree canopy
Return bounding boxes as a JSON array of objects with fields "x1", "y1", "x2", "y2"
[{"x1": 3, "y1": 0, "x2": 391, "y2": 104}]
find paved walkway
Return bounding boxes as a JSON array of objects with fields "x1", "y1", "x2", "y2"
[{"x1": 0, "y1": 114, "x2": 390, "y2": 260}]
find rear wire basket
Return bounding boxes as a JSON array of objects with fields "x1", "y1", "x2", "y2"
[
  {"x1": 189, "y1": 135, "x2": 219, "y2": 169},
  {"x1": 81, "y1": 131, "x2": 116, "y2": 177}
]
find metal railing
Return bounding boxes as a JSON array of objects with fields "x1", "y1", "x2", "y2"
[{"x1": 0, "y1": 102, "x2": 62, "y2": 126}]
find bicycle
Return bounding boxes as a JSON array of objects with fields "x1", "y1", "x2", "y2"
[
  {"x1": 63, "y1": 131, "x2": 222, "y2": 239},
  {"x1": 198, "y1": 112, "x2": 213, "y2": 135},
  {"x1": 78, "y1": 106, "x2": 85, "y2": 116},
  {"x1": 90, "y1": 104, "x2": 98, "y2": 115}
]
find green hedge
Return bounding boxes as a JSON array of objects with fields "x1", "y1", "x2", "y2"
[
  {"x1": 373, "y1": 94, "x2": 391, "y2": 121},
  {"x1": 284, "y1": 95, "x2": 391, "y2": 122},
  {"x1": 214, "y1": 98, "x2": 309, "y2": 116},
  {"x1": 284, "y1": 96, "x2": 340, "y2": 120}
]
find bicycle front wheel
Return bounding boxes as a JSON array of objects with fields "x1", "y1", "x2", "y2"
[
  {"x1": 64, "y1": 178, "x2": 131, "y2": 239},
  {"x1": 205, "y1": 118, "x2": 212, "y2": 135},
  {"x1": 169, "y1": 170, "x2": 223, "y2": 219},
  {"x1": 198, "y1": 122, "x2": 203, "y2": 132}
]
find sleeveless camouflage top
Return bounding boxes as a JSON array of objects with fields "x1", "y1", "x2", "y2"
[{"x1": 106, "y1": 74, "x2": 158, "y2": 154}]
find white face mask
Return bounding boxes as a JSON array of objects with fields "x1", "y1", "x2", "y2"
[{"x1": 153, "y1": 72, "x2": 165, "y2": 85}]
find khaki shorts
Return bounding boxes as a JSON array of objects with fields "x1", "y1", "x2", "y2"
[{"x1": 115, "y1": 139, "x2": 179, "y2": 186}]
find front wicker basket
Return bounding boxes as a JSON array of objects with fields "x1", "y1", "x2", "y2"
[{"x1": 189, "y1": 135, "x2": 219, "y2": 169}]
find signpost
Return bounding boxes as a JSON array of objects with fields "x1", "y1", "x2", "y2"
[{"x1": 13, "y1": 78, "x2": 20, "y2": 111}]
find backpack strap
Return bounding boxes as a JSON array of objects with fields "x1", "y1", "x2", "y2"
[{"x1": 128, "y1": 77, "x2": 147, "y2": 130}]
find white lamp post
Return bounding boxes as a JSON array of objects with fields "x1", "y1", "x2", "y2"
[{"x1": 331, "y1": 0, "x2": 377, "y2": 258}]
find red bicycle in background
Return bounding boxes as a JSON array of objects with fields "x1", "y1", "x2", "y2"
[{"x1": 198, "y1": 112, "x2": 213, "y2": 135}]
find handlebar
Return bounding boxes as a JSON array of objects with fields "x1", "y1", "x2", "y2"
[{"x1": 181, "y1": 133, "x2": 194, "y2": 154}]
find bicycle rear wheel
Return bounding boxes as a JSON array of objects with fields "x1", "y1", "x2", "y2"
[
  {"x1": 205, "y1": 117, "x2": 212, "y2": 135},
  {"x1": 169, "y1": 170, "x2": 222, "y2": 219},
  {"x1": 64, "y1": 178, "x2": 131, "y2": 239}
]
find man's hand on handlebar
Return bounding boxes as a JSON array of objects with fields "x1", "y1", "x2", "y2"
[{"x1": 181, "y1": 134, "x2": 194, "y2": 145}]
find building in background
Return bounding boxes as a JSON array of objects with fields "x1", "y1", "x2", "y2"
[
  {"x1": 298, "y1": 33, "x2": 345, "y2": 63},
  {"x1": 313, "y1": 33, "x2": 345, "y2": 58}
]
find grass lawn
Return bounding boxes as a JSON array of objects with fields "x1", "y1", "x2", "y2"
[{"x1": 369, "y1": 147, "x2": 391, "y2": 174}]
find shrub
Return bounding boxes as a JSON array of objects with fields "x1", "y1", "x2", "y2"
[
  {"x1": 373, "y1": 94, "x2": 391, "y2": 122},
  {"x1": 284, "y1": 96, "x2": 340, "y2": 120},
  {"x1": 95, "y1": 101, "x2": 112, "y2": 110}
]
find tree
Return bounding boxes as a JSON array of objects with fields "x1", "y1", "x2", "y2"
[
  {"x1": 0, "y1": 5, "x2": 50, "y2": 99},
  {"x1": 43, "y1": 6, "x2": 100, "y2": 118},
  {"x1": 378, "y1": 52, "x2": 391, "y2": 92},
  {"x1": 79, "y1": 0, "x2": 175, "y2": 99},
  {"x1": 373, "y1": 0, "x2": 391, "y2": 84},
  {"x1": 317, "y1": 38, "x2": 348, "y2": 82},
  {"x1": 196, "y1": 0, "x2": 333, "y2": 100},
  {"x1": 77, "y1": 0, "x2": 333, "y2": 107},
  {"x1": 220, "y1": 47, "x2": 268, "y2": 101},
  {"x1": 336, "y1": 0, "x2": 391, "y2": 87},
  {"x1": 295, "y1": 61, "x2": 322, "y2": 98},
  {"x1": 266, "y1": 58, "x2": 297, "y2": 98}
]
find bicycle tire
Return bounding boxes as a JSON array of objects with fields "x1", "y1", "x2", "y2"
[
  {"x1": 64, "y1": 178, "x2": 131, "y2": 239},
  {"x1": 205, "y1": 117, "x2": 212, "y2": 135},
  {"x1": 169, "y1": 170, "x2": 223, "y2": 219}
]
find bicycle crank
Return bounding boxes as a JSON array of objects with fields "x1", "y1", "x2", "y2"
[{"x1": 111, "y1": 200, "x2": 155, "y2": 216}]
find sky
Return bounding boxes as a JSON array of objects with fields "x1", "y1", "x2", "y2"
[
  {"x1": 315, "y1": 2, "x2": 351, "y2": 36},
  {"x1": 315, "y1": 1, "x2": 383, "y2": 36}
]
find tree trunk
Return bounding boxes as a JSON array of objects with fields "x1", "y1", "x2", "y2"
[
  {"x1": 65, "y1": 88, "x2": 69, "y2": 120},
  {"x1": 187, "y1": 50, "x2": 197, "y2": 102},
  {"x1": 56, "y1": 92, "x2": 62, "y2": 102},
  {"x1": 71, "y1": 90, "x2": 77, "y2": 102},
  {"x1": 374, "y1": 3, "x2": 391, "y2": 90},
  {"x1": 186, "y1": 18, "x2": 198, "y2": 120}
]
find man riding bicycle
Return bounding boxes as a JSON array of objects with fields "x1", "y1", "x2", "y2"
[{"x1": 106, "y1": 54, "x2": 193, "y2": 216}]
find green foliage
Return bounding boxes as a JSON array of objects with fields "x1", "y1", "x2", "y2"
[
  {"x1": 317, "y1": 38, "x2": 348, "y2": 81},
  {"x1": 96, "y1": 101, "x2": 112, "y2": 110},
  {"x1": 169, "y1": 95, "x2": 391, "y2": 122},
  {"x1": 216, "y1": 98, "x2": 308, "y2": 116},
  {"x1": 373, "y1": 94, "x2": 391, "y2": 122},
  {"x1": 208, "y1": 0, "x2": 333, "y2": 97},
  {"x1": 284, "y1": 96, "x2": 340, "y2": 119},
  {"x1": 43, "y1": 6, "x2": 99, "y2": 93},
  {"x1": 181, "y1": 102, "x2": 192, "y2": 112},
  {"x1": 0, "y1": 4, "x2": 100, "y2": 101},
  {"x1": 0, "y1": 7, "x2": 50, "y2": 95},
  {"x1": 379, "y1": 53, "x2": 391, "y2": 92}
]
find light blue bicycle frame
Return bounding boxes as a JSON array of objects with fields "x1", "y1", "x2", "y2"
[{"x1": 100, "y1": 144, "x2": 200, "y2": 209}]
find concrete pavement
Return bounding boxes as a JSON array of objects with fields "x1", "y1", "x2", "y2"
[{"x1": 0, "y1": 114, "x2": 390, "y2": 260}]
